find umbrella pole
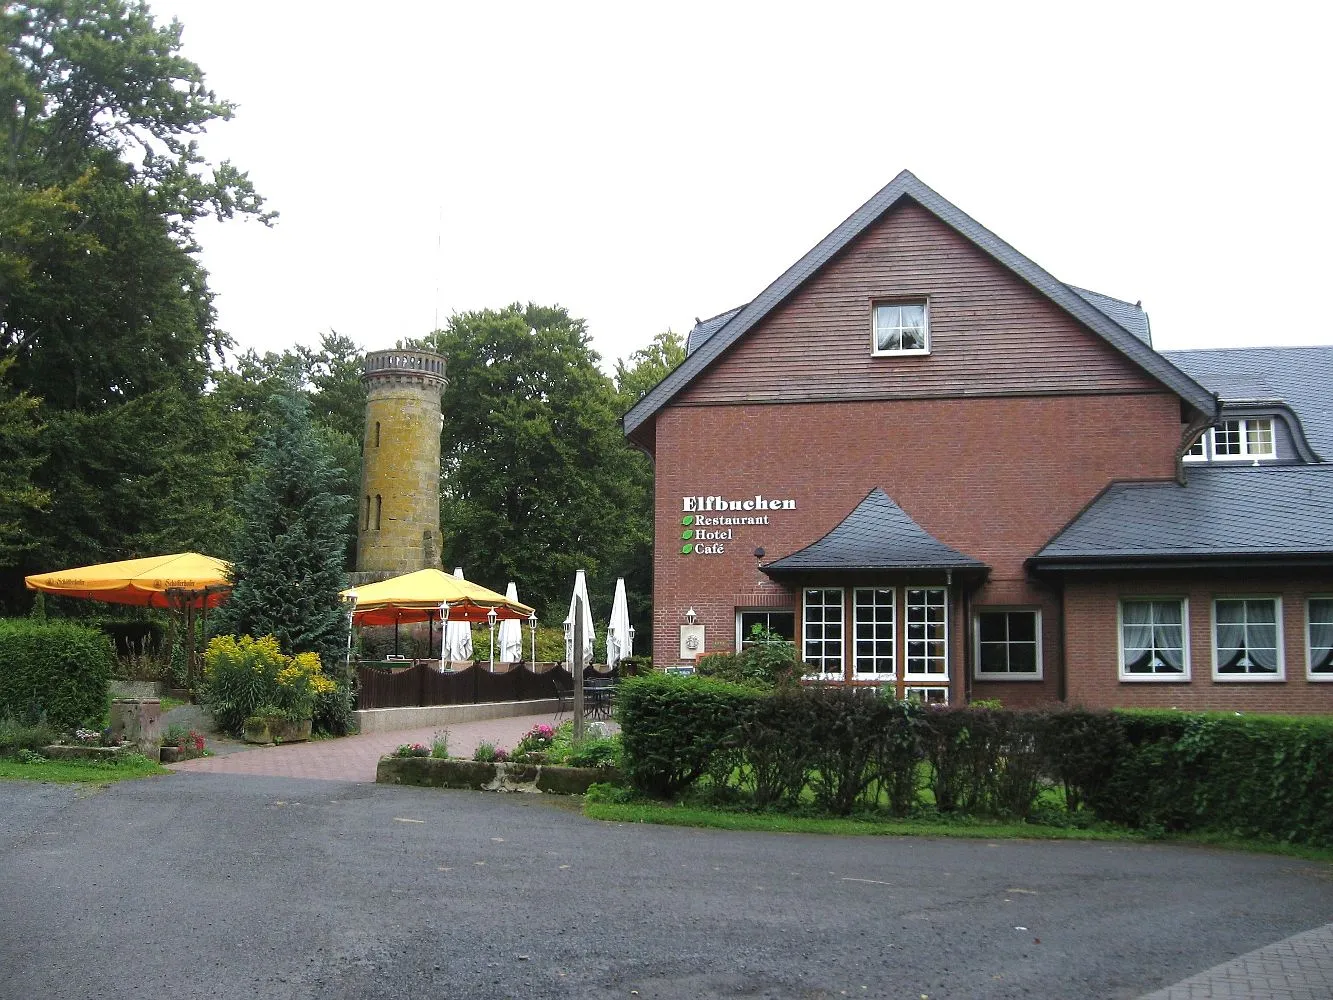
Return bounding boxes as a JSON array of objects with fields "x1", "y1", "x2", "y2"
[
  {"x1": 573, "y1": 595, "x2": 585, "y2": 743},
  {"x1": 394, "y1": 612, "x2": 400, "y2": 657},
  {"x1": 428, "y1": 608, "x2": 435, "y2": 661},
  {"x1": 185, "y1": 602, "x2": 197, "y2": 690}
]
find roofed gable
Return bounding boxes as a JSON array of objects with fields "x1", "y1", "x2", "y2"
[{"x1": 625, "y1": 170, "x2": 1214, "y2": 441}]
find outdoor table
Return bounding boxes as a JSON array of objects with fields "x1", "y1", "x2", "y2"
[{"x1": 585, "y1": 680, "x2": 616, "y2": 720}]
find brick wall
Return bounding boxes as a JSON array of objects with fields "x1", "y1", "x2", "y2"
[
  {"x1": 1064, "y1": 570, "x2": 1333, "y2": 714},
  {"x1": 650, "y1": 392, "x2": 1182, "y2": 699}
]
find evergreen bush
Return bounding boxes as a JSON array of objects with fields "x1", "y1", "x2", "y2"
[
  {"x1": 616, "y1": 672, "x2": 758, "y2": 798},
  {"x1": 0, "y1": 619, "x2": 114, "y2": 728}
]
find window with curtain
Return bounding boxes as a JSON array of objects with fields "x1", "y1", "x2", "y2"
[
  {"x1": 1120, "y1": 599, "x2": 1187, "y2": 678},
  {"x1": 1309, "y1": 599, "x2": 1333, "y2": 676},
  {"x1": 1214, "y1": 598, "x2": 1281, "y2": 677},
  {"x1": 872, "y1": 302, "x2": 929, "y2": 354},
  {"x1": 1211, "y1": 418, "x2": 1275, "y2": 460}
]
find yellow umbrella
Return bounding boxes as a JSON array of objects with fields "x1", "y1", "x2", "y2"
[
  {"x1": 25, "y1": 552, "x2": 232, "y2": 610},
  {"x1": 342, "y1": 568, "x2": 534, "y2": 625}
]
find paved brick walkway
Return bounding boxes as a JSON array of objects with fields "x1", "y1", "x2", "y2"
[
  {"x1": 169, "y1": 711, "x2": 566, "y2": 783},
  {"x1": 1139, "y1": 923, "x2": 1333, "y2": 999}
]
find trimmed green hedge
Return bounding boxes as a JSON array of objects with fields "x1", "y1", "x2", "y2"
[
  {"x1": 616, "y1": 672, "x2": 758, "y2": 798},
  {"x1": 616, "y1": 677, "x2": 1333, "y2": 845},
  {"x1": 0, "y1": 619, "x2": 115, "y2": 728}
]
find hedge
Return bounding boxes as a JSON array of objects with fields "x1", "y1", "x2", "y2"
[
  {"x1": 615, "y1": 677, "x2": 1333, "y2": 845},
  {"x1": 0, "y1": 619, "x2": 116, "y2": 728}
]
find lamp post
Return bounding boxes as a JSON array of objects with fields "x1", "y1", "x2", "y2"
[
  {"x1": 528, "y1": 611, "x2": 538, "y2": 664},
  {"x1": 487, "y1": 607, "x2": 498, "y2": 672},
  {"x1": 627, "y1": 623, "x2": 636, "y2": 660}
]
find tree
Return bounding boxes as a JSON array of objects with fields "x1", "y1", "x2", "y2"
[
  {"x1": 614, "y1": 329, "x2": 686, "y2": 408},
  {"x1": 611, "y1": 330, "x2": 685, "y2": 646},
  {"x1": 0, "y1": 1, "x2": 271, "y2": 608},
  {"x1": 413, "y1": 304, "x2": 642, "y2": 623},
  {"x1": 0, "y1": 356, "x2": 49, "y2": 566},
  {"x1": 212, "y1": 393, "x2": 351, "y2": 663}
]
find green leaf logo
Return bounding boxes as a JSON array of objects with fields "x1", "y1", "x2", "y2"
[
  {"x1": 680, "y1": 543, "x2": 694, "y2": 555},
  {"x1": 681, "y1": 515, "x2": 694, "y2": 526},
  {"x1": 680, "y1": 529, "x2": 694, "y2": 540}
]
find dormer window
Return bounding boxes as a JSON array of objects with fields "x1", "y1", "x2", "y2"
[
  {"x1": 1213, "y1": 418, "x2": 1273, "y2": 460},
  {"x1": 1183, "y1": 418, "x2": 1276, "y2": 462},
  {"x1": 872, "y1": 302, "x2": 929, "y2": 355}
]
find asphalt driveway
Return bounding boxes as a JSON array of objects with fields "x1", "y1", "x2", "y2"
[{"x1": 2, "y1": 772, "x2": 1331, "y2": 1000}]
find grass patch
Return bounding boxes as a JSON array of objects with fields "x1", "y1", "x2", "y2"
[
  {"x1": 158, "y1": 695, "x2": 189, "y2": 712},
  {"x1": 583, "y1": 800, "x2": 1333, "y2": 861},
  {"x1": 0, "y1": 753, "x2": 169, "y2": 784}
]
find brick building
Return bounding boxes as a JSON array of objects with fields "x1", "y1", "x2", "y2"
[{"x1": 623, "y1": 171, "x2": 1333, "y2": 712}]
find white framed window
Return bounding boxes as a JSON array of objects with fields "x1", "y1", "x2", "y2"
[
  {"x1": 736, "y1": 609, "x2": 795, "y2": 650},
  {"x1": 803, "y1": 589, "x2": 844, "y2": 679},
  {"x1": 1309, "y1": 598, "x2": 1333, "y2": 679},
  {"x1": 1119, "y1": 598, "x2": 1190, "y2": 681},
  {"x1": 853, "y1": 588, "x2": 896, "y2": 680},
  {"x1": 872, "y1": 301, "x2": 929, "y2": 356},
  {"x1": 905, "y1": 588, "x2": 948, "y2": 679},
  {"x1": 1211, "y1": 418, "x2": 1275, "y2": 461},
  {"x1": 904, "y1": 686, "x2": 949, "y2": 705},
  {"x1": 974, "y1": 609, "x2": 1042, "y2": 680},
  {"x1": 1213, "y1": 597, "x2": 1284, "y2": 681},
  {"x1": 1183, "y1": 433, "x2": 1208, "y2": 462}
]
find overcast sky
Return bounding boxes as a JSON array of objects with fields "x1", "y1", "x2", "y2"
[{"x1": 155, "y1": 1, "x2": 1332, "y2": 371}]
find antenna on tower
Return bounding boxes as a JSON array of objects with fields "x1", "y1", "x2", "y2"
[{"x1": 433, "y1": 203, "x2": 443, "y2": 332}]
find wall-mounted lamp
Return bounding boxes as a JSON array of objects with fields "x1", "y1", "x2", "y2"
[
  {"x1": 753, "y1": 547, "x2": 765, "y2": 559},
  {"x1": 684, "y1": 607, "x2": 698, "y2": 626}
]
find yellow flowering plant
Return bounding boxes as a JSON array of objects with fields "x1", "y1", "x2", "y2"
[{"x1": 202, "y1": 635, "x2": 335, "y2": 735}]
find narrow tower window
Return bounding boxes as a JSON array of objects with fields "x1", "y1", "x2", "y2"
[
  {"x1": 374, "y1": 421, "x2": 381, "y2": 447},
  {"x1": 364, "y1": 495, "x2": 370, "y2": 530},
  {"x1": 374, "y1": 495, "x2": 382, "y2": 530}
]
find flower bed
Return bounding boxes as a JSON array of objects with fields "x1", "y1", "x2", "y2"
[{"x1": 376, "y1": 755, "x2": 621, "y2": 795}]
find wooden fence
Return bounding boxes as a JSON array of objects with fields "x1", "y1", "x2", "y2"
[{"x1": 356, "y1": 663, "x2": 582, "y2": 710}]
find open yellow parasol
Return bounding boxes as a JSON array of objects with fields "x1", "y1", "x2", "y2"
[
  {"x1": 342, "y1": 568, "x2": 534, "y2": 626},
  {"x1": 24, "y1": 552, "x2": 232, "y2": 610}
]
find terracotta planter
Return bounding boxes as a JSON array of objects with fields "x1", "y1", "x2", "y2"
[{"x1": 242, "y1": 717, "x2": 312, "y2": 745}]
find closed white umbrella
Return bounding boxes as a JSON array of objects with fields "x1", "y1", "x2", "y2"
[
  {"x1": 498, "y1": 581, "x2": 524, "y2": 663},
  {"x1": 563, "y1": 569, "x2": 595, "y2": 668},
  {"x1": 443, "y1": 566, "x2": 474, "y2": 661},
  {"x1": 606, "y1": 577, "x2": 633, "y2": 667}
]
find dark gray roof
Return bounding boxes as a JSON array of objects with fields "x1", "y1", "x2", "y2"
[
  {"x1": 761, "y1": 488, "x2": 987, "y2": 575},
  {"x1": 1032, "y1": 466, "x2": 1333, "y2": 567},
  {"x1": 625, "y1": 170, "x2": 1216, "y2": 438},
  {"x1": 1067, "y1": 286, "x2": 1152, "y2": 346},
  {"x1": 686, "y1": 306, "x2": 744, "y2": 355},
  {"x1": 1162, "y1": 346, "x2": 1333, "y2": 461}
]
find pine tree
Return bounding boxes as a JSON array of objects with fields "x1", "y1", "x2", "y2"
[{"x1": 214, "y1": 393, "x2": 351, "y2": 663}]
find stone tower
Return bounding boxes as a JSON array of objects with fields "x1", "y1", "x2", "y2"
[{"x1": 355, "y1": 348, "x2": 447, "y2": 579}]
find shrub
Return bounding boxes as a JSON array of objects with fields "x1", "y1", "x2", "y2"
[
  {"x1": 740, "y1": 688, "x2": 816, "y2": 809},
  {"x1": 1035, "y1": 709, "x2": 1125, "y2": 813},
  {"x1": 802, "y1": 686, "x2": 921, "y2": 816},
  {"x1": 617, "y1": 672, "x2": 759, "y2": 798},
  {"x1": 696, "y1": 626, "x2": 803, "y2": 689},
  {"x1": 566, "y1": 735, "x2": 621, "y2": 769},
  {"x1": 473, "y1": 740, "x2": 509, "y2": 763},
  {"x1": 0, "y1": 715, "x2": 59, "y2": 754},
  {"x1": 513, "y1": 723, "x2": 555, "y2": 761},
  {"x1": 430, "y1": 729, "x2": 450, "y2": 759},
  {"x1": 394, "y1": 743, "x2": 430, "y2": 758},
  {"x1": 919, "y1": 707, "x2": 1044, "y2": 818},
  {"x1": 0, "y1": 619, "x2": 115, "y2": 728},
  {"x1": 201, "y1": 635, "x2": 337, "y2": 736},
  {"x1": 312, "y1": 683, "x2": 358, "y2": 737}
]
